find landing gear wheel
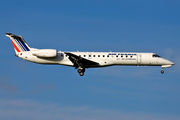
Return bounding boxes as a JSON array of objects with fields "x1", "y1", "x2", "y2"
[
  {"x1": 81, "y1": 68, "x2": 85, "y2": 73},
  {"x1": 79, "y1": 72, "x2": 84, "y2": 76},
  {"x1": 78, "y1": 69, "x2": 82, "y2": 73},
  {"x1": 161, "y1": 70, "x2": 164, "y2": 74},
  {"x1": 77, "y1": 68, "x2": 85, "y2": 76}
]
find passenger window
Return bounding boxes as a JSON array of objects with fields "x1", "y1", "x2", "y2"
[
  {"x1": 89, "y1": 55, "x2": 91, "y2": 57},
  {"x1": 107, "y1": 55, "x2": 109, "y2": 57},
  {"x1": 121, "y1": 55, "x2": 123, "y2": 57},
  {"x1": 103, "y1": 55, "x2": 105, "y2": 57},
  {"x1": 93, "y1": 55, "x2": 95, "y2": 57},
  {"x1": 131, "y1": 56, "x2": 132, "y2": 58},
  {"x1": 84, "y1": 55, "x2": 86, "y2": 57},
  {"x1": 116, "y1": 55, "x2": 118, "y2": 57},
  {"x1": 98, "y1": 55, "x2": 100, "y2": 57},
  {"x1": 126, "y1": 55, "x2": 128, "y2": 57}
]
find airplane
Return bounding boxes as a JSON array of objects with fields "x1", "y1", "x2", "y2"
[{"x1": 6, "y1": 33, "x2": 175, "y2": 76}]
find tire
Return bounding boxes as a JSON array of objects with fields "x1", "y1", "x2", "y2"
[
  {"x1": 78, "y1": 69, "x2": 82, "y2": 73},
  {"x1": 79, "y1": 72, "x2": 84, "y2": 76},
  {"x1": 82, "y1": 68, "x2": 85, "y2": 73}
]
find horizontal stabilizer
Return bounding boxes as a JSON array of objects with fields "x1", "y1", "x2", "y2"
[{"x1": 6, "y1": 33, "x2": 21, "y2": 38}]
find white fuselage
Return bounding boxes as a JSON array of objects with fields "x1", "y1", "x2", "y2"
[
  {"x1": 17, "y1": 50, "x2": 174, "y2": 68},
  {"x1": 6, "y1": 33, "x2": 174, "y2": 76}
]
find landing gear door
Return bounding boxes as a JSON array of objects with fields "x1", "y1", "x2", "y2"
[{"x1": 137, "y1": 54, "x2": 142, "y2": 64}]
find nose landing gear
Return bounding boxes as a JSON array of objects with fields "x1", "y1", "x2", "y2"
[
  {"x1": 161, "y1": 69, "x2": 164, "y2": 74},
  {"x1": 160, "y1": 65, "x2": 173, "y2": 74},
  {"x1": 161, "y1": 67, "x2": 164, "y2": 74}
]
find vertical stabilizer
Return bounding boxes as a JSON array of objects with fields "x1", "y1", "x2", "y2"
[{"x1": 6, "y1": 33, "x2": 31, "y2": 54}]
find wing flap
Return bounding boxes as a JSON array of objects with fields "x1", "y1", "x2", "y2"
[{"x1": 65, "y1": 52, "x2": 99, "y2": 68}]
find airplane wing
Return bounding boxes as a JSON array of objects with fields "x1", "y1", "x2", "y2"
[{"x1": 64, "y1": 52, "x2": 99, "y2": 68}]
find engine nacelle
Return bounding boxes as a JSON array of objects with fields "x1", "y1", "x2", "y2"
[{"x1": 32, "y1": 49, "x2": 57, "y2": 58}]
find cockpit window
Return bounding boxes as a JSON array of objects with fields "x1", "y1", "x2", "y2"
[{"x1": 152, "y1": 54, "x2": 161, "y2": 58}]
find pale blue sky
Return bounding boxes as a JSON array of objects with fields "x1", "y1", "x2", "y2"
[{"x1": 0, "y1": 0, "x2": 180, "y2": 120}]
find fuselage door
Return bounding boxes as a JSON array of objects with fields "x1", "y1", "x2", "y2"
[{"x1": 137, "y1": 54, "x2": 142, "y2": 64}]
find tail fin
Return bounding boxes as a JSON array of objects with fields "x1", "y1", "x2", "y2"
[{"x1": 6, "y1": 33, "x2": 31, "y2": 53}]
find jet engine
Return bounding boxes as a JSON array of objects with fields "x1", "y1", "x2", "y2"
[{"x1": 32, "y1": 49, "x2": 57, "y2": 58}]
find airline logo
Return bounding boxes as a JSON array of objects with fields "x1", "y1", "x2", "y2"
[
  {"x1": 11, "y1": 37, "x2": 30, "y2": 52},
  {"x1": 122, "y1": 58, "x2": 136, "y2": 60},
  {"x1": 108, "y1": 53, "x2": 137, "y2": 56}
]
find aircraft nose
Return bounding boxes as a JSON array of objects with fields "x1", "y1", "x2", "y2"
[
  {"x1": 163, "y1": 59, "x2": 175, "y2": 66},
  {"x1": 171, "y1": 62, "x2": 175, "y2": 65},
  {"x1": 168, "y1": 60, "x2": 175, "y2": 66}
]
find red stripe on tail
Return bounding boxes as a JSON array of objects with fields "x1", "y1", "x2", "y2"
[{"x1": 11, "y1": 40, "x2": 21, "y2": 52}]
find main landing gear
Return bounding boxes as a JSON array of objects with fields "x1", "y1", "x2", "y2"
[{"x1": 77, "y1": 68, "x2": 85, "y2": 76}]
